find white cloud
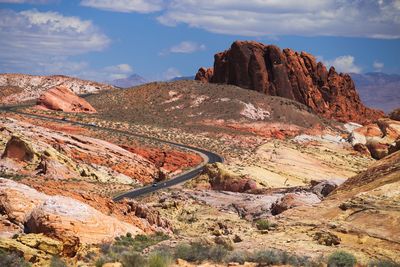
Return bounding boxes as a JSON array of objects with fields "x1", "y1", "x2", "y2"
[
  {"x1": 0, "y1": 9, "x2": 110, "y2": 77},
  {"x1": 103, "y1": 64, "x2": 133, "y2": 74},
  {"x1": 163, "y1": 67, "x2": 181, "y2": 80},
  {"x1": 77, "y1": 0, "x2": 400, "y2": 39},
  {"x1": 373, "y1": 61, "x2": 384, "y2": 71},
  {"x1": 80, "y1": 0, "x2": 164, "y2": 13},
  {"x1": 0, "y1": 0, "x2": 53, "y2": 3},
  {"x1": 323, "y1": 55, "x2": 362, "y2": 74},
  {"x1": 155, "y1": 0, "x2": 400, "y2": 39},
  {"x1": 160, "y1": 41, "x2": 206, "y2": 55},
  {"x1": 169, "y1": 41, "x2": 206, "y2": 54}
]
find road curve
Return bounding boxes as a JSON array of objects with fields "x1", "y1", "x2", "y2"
[{"x1": 0, "y1": 105, "x2": 224, "y2": 201}]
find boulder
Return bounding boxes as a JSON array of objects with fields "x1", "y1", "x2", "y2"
[
  {"x1": 1, "y1": 136, "x2": 38, "y2": 162},
  {"x1": 203, "y1": 163, "x2": 257, "y2": 193},
  {"x1": 195, "y1": 67, "x2": 214, "y2": 83},
  {"x1": 312, "y1": 180, "x2": 344, "y2": 198},
  {"x1": 350, "y1": 119, "x2": 400, "y2": 159},
  {"x1": 36, "y1": 85, "x2": 96, "y2": 113},
  {"x1": 0, "y1": 179, "x2": 143, "y2": 251},
  {"x1": 389, "y1": 108, "x2": 400, "y2": 121},
  {"x1": 271, "y1": 192, "x2": 321, "y2": 215},
  {"x1": 195, "y1": 41, "x2": 384, "y2": 124}
]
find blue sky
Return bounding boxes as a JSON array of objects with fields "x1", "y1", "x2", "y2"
[{"x1": 0, "y1": 0, "x2": 400, "y2": 82}]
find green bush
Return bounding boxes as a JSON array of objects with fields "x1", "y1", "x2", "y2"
[
  {"x1": 328, "y1": 251, "x2": 357, "y2": 267},
  {"x1": 225, "y1": 250, "x2": 247, "y2": 264},
  {"x1": 50, "y1": 256, "x2": 67, "y2": 267},
  {"x1": 255, "y1": 219, "x2": 276, "y2": 230},
  {"x1": 174, "y1": 242, "x2": 228, "y2": 263},
  {"x1": 368, "y1": 260, "x2": 400, "y2": 267},
  {"x1": 248, "y1": 249, "x2": 315, "y2": 266},
  {"x1": 148, "y1": 251, "x2": 173, "y2": 267},
  {"x1": 114, "y1": 232, "x2": 169, "y2": 252},
  {"x1": 0, "y1": 249, "x2": 31, "y2": 267},
  {"x1": 121, "y1": 251, "x2": 146, "y2": 267}
]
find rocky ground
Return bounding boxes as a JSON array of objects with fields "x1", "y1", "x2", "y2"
[
  {"x1": 0, "y1": 79, "x2": 398, "y2": 266},
  {"x1": 0, "y1": 73, "x2": 114, "y2": 104}
]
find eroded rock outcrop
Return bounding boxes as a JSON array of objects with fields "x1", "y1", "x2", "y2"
[
  {"x1": 389, "y1": 108, "x2": 400, "y2": 121},
  {"x1": 271, "y1": 192, "x2": 321, "y2": 215},
  {"x1": 0, "y1": 178, "x2": 142, "y2": 252},
  {"x1": 196, "y1": 41, "x2": 383, "y2": 124},
  {"x1": 349, "y1": 118, "x2": 400, "y2": 159},
  {"x1": 36, "y1": 86, "x2": 96, "y2": 113},
  {"x1": 202, "y1": 163, "x2": 257, "y2": 193}
]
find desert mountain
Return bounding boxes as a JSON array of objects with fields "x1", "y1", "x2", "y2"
[
  {"x1": 0, "y1": 73, "x2": 114, "y2": 104},
  {"x1": 108, "y1": 73, "x2": 148, "y2": 88},
  {"x1": 86, "y1": 80, "x2": 330, "y2": 137},
  {"x1": 350, "y1": 72, "x2": 400, "y2": 113},
  {"x1": 196, "y1": 41, "x2": 384, "y2": 124}
]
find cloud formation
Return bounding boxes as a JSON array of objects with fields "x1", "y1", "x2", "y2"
[
  {"x1": 0, "y1": 9, "x2": 110, "y2": 77},
  {"x1": 158, "y1": 0, "x2": 400, "y2": 38},
  {"x1": 324, "y1": 55, "x2": 362, "y2": 74},
  {"x1": 0, "y1": 0, "x2": 53, "y2": 3},
  {"x1": 160, "y1": 41, "x2": 206, "y2": 55},
  {"x1": 82, "y1": 0, "x2": 400, "y2": 39},
  {"x1": 373, "y1": 61, "x2": 384, "y2": 71},
  {"x1": 80, "y1": 0, "x2": 164, "y2": 13},
  {"x1": 163, "y1": 67, "x2": 181, "y2": 80}
]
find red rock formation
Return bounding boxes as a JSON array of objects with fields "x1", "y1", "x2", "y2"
[
  {"x1": 36, "y1": 86, "x2": 96, "y2": 113},
  {"x1": 196, "y1": 41, "x2": 383, "y2": 124},
  {"x1": 195, "y1": 67, "x2": 214, "y2": 82}
]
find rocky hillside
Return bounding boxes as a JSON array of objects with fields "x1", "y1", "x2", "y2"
[
  {"x1": 0, "y1": 73, "x2": 114, "y2": 104},
  {"x1": 196, "y1": 41, "x2": 383, "y2": 124},
  {"x1": 87, "y1": 80, "x2": 331, "y2": 138}
]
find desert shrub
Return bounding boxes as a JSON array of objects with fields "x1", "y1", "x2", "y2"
[
  {"x1": 114, "y1": 232, "x2": 169, "y2": 252},
  {"x1": 50, "y1": 256, "x2": 67, "y2": 267},
  {"x1": 174, "y1": 242, "x2": 228, "y2": 263},
  {"x1": 328, "y1": 251, "x2": 357, "y2": 267},
  {"x1": 148, "y1": 251, "x2": 173, "y2": 267},
  {"x1": 0, "y1": 249, "x2": 31, "y2": 267},
  {"x1": 368, "y1": 260, "x2": 400, "y2": 267},
  {"x1": 248, "y1": 249, "x2": 315, "y2": 266},
  {"x1": 208, "y1": 245, "x2": 229, "y2": 262},
  {"x1": 255, "y1": 219, "x2": 276, "y2": 230},
  {"x1": 225, "y1": 250, "x2": 247, "y2": 264},
  {"x1": 120, "y1": 251, "x2": 147, "y2": 267}
]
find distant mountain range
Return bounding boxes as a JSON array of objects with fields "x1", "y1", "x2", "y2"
[
  {"x1": 169, "y1": 76, "x2": 195, "y2": 81},
  {"x1": 107, "y1": 74, "x2": 148, "y2": 88},
  {"x1": 350, "y1": 72, "x2": 400, "y2": 113}
]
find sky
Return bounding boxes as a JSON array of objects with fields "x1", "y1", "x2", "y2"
[{"x1": 0, "y1": 0, "x2": 400, "y2": 82}]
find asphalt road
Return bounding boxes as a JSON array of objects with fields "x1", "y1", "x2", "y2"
[{"x1": 0, "y1": 105, "x2": 223, "y2": 201}]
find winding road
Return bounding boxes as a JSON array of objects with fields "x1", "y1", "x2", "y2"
[{"x1": 0, "y1": 104, "x2": 223, "y2": 201}]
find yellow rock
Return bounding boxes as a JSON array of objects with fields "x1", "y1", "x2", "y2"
[
  {"x1": 102, "y1": 262, "x2": 123, "y2": 267},
  {"x1": 17, "y1": 233, "x2": 63, "y2": 255},
  {"x1": 0, "y1": 237, "x2": 51, "y2": 266}
]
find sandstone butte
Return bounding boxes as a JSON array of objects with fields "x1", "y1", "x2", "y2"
[
  {"x1": 195, "y1": 41, "x2": 384, "y2": 124},
  {"x1": 36, "y1": 85, "x2": 97, "y2": 113}
]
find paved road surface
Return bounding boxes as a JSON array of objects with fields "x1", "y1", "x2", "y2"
[{"x1": 0, "y1": 105, "x2": 223, "y2": 201}]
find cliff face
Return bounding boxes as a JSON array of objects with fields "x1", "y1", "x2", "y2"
[{"x1": 196, "y1": 41, "x2": 384, "y2": 124}]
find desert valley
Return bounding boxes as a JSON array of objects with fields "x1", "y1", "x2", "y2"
[
  {"x1": 0, "y1": 1, "x2": 400, "y2": 267},
  {"x1": 0, "y1": 40, "x2": 399, "y2": 267}
]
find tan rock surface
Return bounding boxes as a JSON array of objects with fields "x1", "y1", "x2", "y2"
[
  {"x1": 0, "y1": 178, "x2": 143, "y2": 246},
  {"x1": 36, "y1": 85, "x2": 97, "y2": 113},
  {"x1": 0, "y1": 73, "x2": 114, "y2": 104}
]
